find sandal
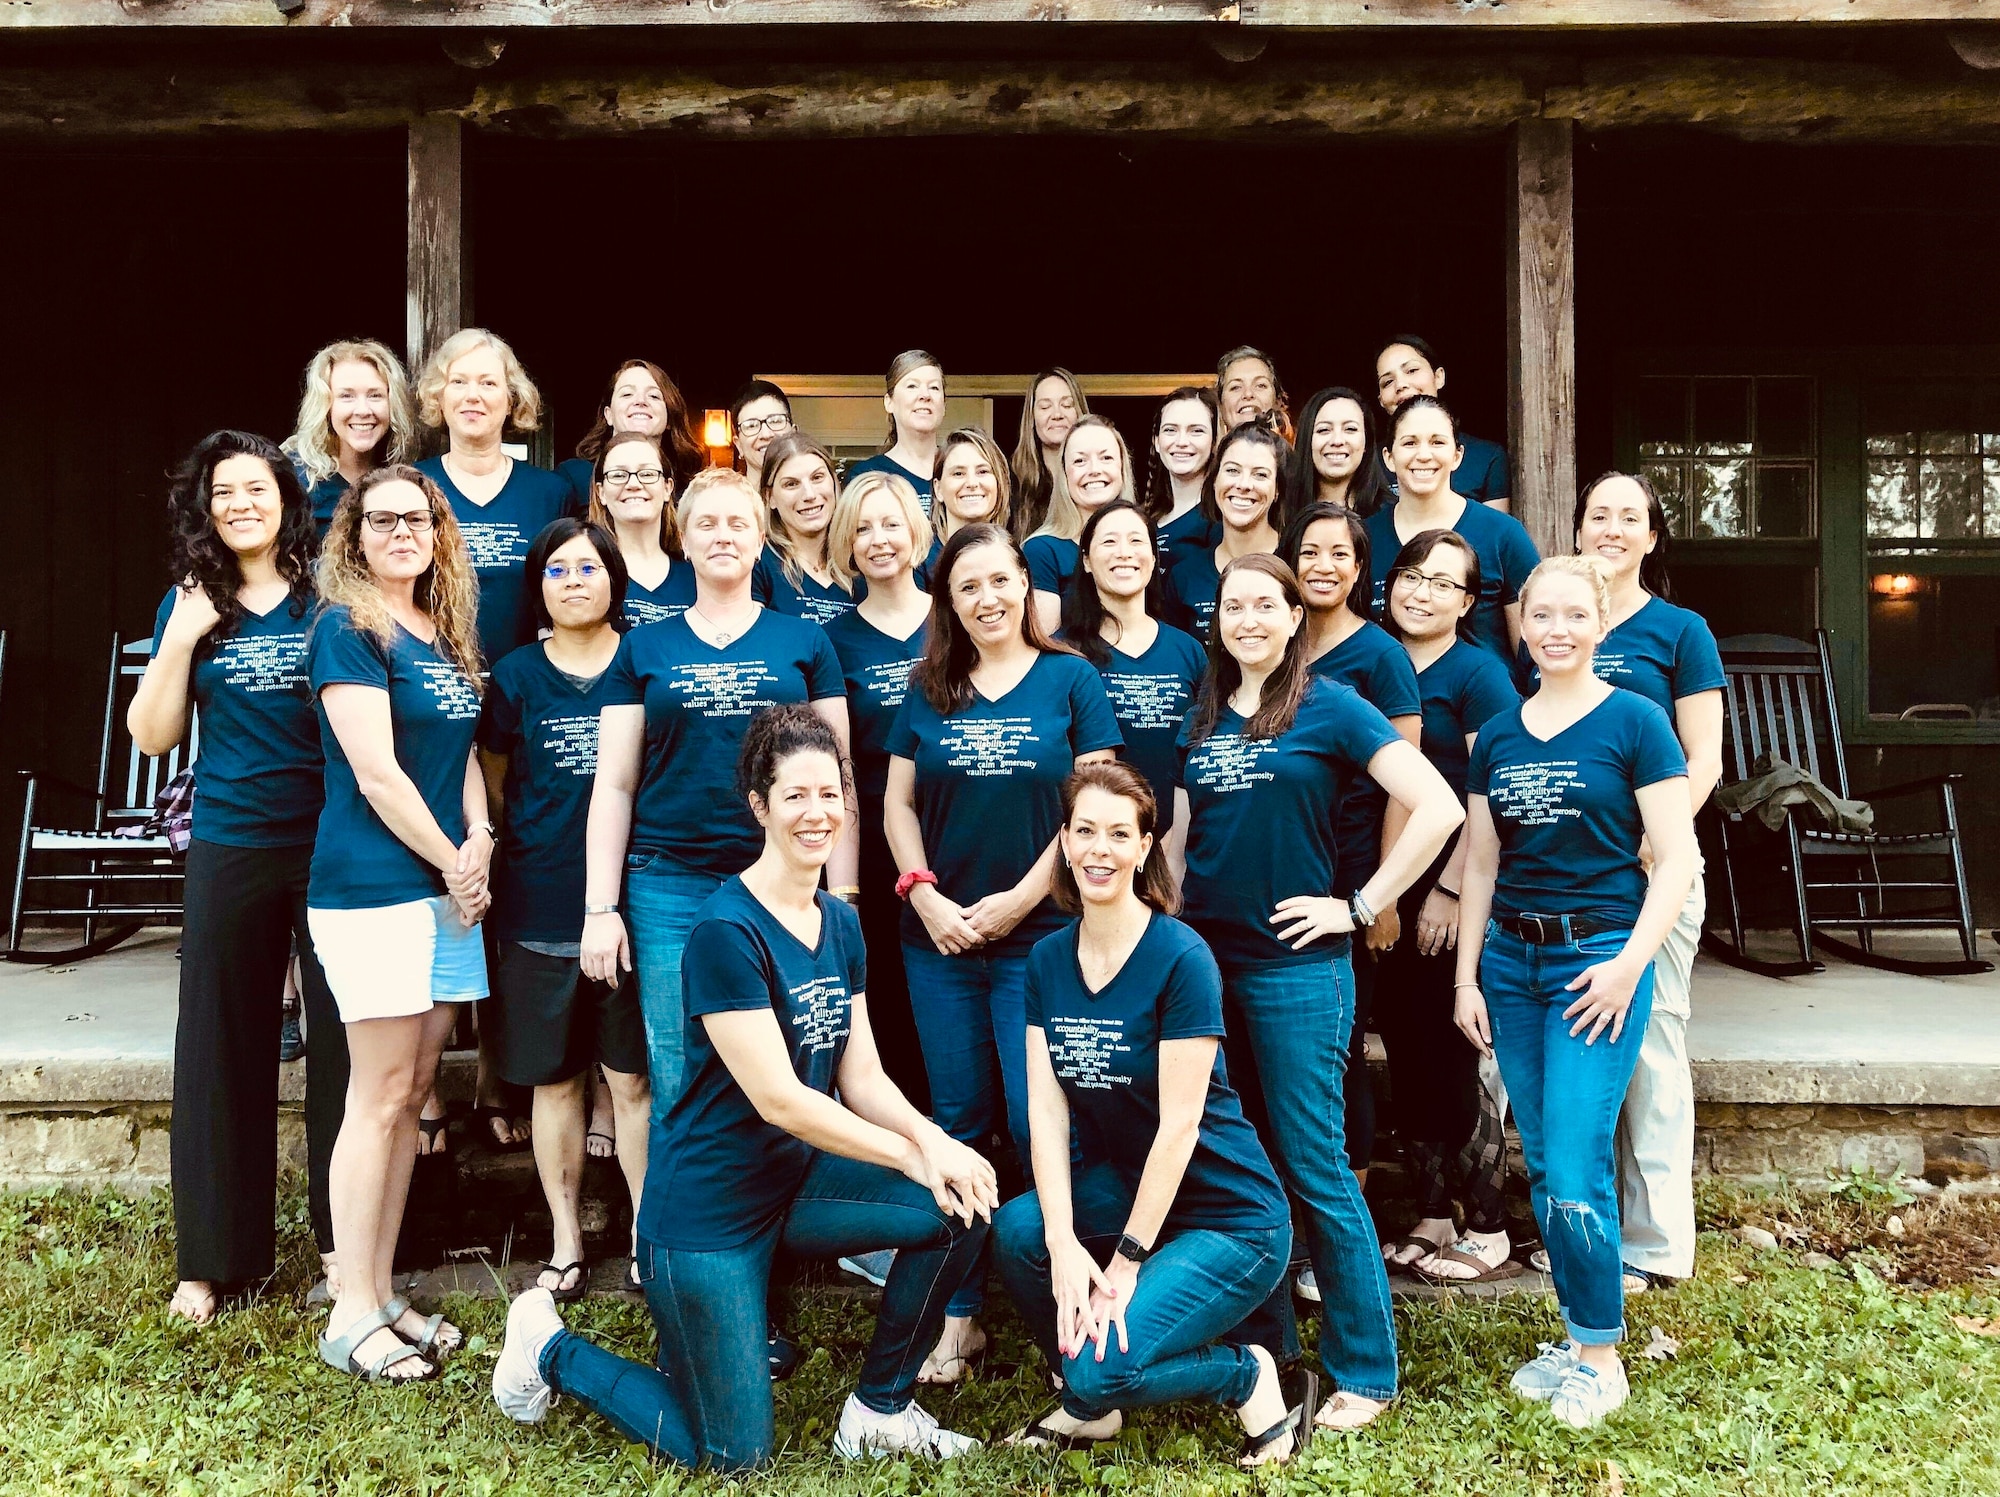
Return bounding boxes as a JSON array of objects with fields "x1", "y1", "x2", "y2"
[
  {"x1": 416, "y1": 1114, "x2": 450, "y2": 1159},
  {"x1": 320, "y1": 1304, "x2": 437, "y2": 1383},
  {"x1": 916, "y1": 1324, "x2": 988, "y2": 1384},
  {"x1": 475, "y1": 1105, "x2": 528, "y2": 1152},
  {"x1": 1382, "y1": 1234, "x2": 1447, "y2": 1272},
  {"x1": 1240, "y1": 1367, "x2": 1316, "y2": 1468},
  {"x1": 1005, "y1": 1403, "x2": 1124, "y2": 1450},
  {"x1": 385, "y1": 1294, "x2": 462, "y2": 1359},
  {"x1": 536, "y1": 1261, "x2": 588, "y2": 1305},
  {"x1": 585, "y1": 1130, "x2": 615, "y2": 1160},
  {"x1": 1316, "y1": 1389, "x2": 1390, "y2": 1431},
  {"x1": 1411, "y1": 1243, "x2": 1525, "y2": 1286}
]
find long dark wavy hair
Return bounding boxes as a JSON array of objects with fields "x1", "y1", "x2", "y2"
[
  {"x1": 912, "y1": 523, "x2": 1076, "y2": 715},
  {"x1": 1288, "y1": 387, "x2": 1388, "y2": 520},
  {"x1": 166, "y1": 430, "x2": 317, "y2": 658},
  {"x1": 1187, "y1": 553, "x2": 1314, "y2": 747},
  {"x1": 1141, "y1": 384, "x2": 1220, "y2": 526},
  {"x1": 1574, "y1": 470, "x2": 1675, "y2": 603},
  {"x1": 1277, "y1": 501, "x2": 1372, "y2": 622},
  {"x1": 1061, "y1": 498, "x2": 1171, "y2": 668}
]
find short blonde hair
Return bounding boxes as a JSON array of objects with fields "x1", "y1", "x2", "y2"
[
  {"x1": 1519, "y1": 553, "x2": 1612, "y2": 625},
  {"x1": 829, "y1": 470, "x2": 933, "y2": 590},
  {"x1": 417, "y1": 327, "x2": 543, "y2": 433},
  {"x1": 676, "y1": 466, "x2": 768, "y2": 538},
  {"x1": 282, "y1": 339, "x2": 418, "y2": 486}
]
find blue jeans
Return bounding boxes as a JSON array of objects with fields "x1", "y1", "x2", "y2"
[
  {"x1": 1480, "y1": 923, "x2": 1655, "y2": 1346},
  {"x1": 1221, "y1": 952, "x2": 1399, "y2": 1402},
  {"x1": 902, "y1": 942, "x2": 1031, "y2": 1318},
  {"x1": 624, "y1": 853, "x2": 722, "y2": 1122},
  {"x1": 541, "y1": 1150, "x2": 986, "y2": 1471},
  {"x1": 994, "y1": 1163, "x2": 1287, "y2": 1421}
]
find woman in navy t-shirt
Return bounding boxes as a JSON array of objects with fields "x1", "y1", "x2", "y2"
[
  {"x1": 478, "y1": 519, "x2": 652, "y2": 1304},
  {"x1": 580, "y1": 469, "x2": 850, "y2": 1118},
  {"x1": 756, "y1": 433, "x2": 859, "y2": 626},
  {"x1": 413, "y1": 328, "x2": 572, "y2": 667},
  {"x1": 280, "y1": 339, "x2": 417, "y2": 535},
  {"x1": 128, "y1": 431, "x2": 341, "y2": 1328},
  {"x1": 823, "y1": 469, "x2": 935, "y2": 1106},
  {"x1": 994, "y1": 764, "x2": 1308, "y2": 1468},
  {"x1": 1574, "y1": 472, "x2": 1724, "y2": 1293},
  {"x1": 728, "y1": 379, "x2": 793, "y2": 493},
  {"x1": 1025, "y1": 415, "x2": 1137, "y2": 635},
  {"x1": 1455, "y1": 556, "x2": 1697, "y2": 1430},
  {"x1": 1176, "y1": 553, "x2": 1462, "y2": 1430},
  {"x1": 1278, "y1": 501, "x2": 1421, "y2": 1208},
  {"x1": 1374, "y1": 336, "x2": 1512, "y2": 512},
  {"x1": 1288, "y1": 387, "x2": 1388, "y2": 520},
  {"x1": 1060, "y1": 498, "x2": 1205, "y2": 863},
  {"x1": 1007, "y1": 368, "x2": 1086, "y2": 542},
  {"x1": 845, "y1": 350, "x2": 945, "y2": 517},
  {"x1": 884, "y1": 522, "x2": 1122, "y2": 1382},
  {"x1": 1164, "y1": 423, "x2": 1288, "y2": 640},
  {"x1": 556, "y1": 359, "x2": 703, "y2": 515},
  {"x1": 305, "y1": 465, "x2": 493, "y2": 1384},
  {"x1": 1143, "y1": 385, "x2": 1221, "y2": 559},
  {"x1": 496, "y1": 706, "x2": 996, "y2": 1467},
  {"x1": 586, "y1": 431, "x2": 694, "y2": 629},
  {"x1": 922, "y1": 427, "x2": 1013, "y2": 583},
  {"x1": 1373, "y1": 531, "x2": 1522, "y2": 1283}
]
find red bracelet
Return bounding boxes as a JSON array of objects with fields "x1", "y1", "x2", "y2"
[{"x1": 895, "y1": 869, "x2": 938, "y2": 901}]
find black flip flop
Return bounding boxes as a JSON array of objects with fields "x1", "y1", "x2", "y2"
[
  {"x1": 416, "y1": 1114, "x2": 449, "y2": 1158},
  {"x1": 536, "y1": 1261, "x2": 587, "y2": 1305},
  {"x1": 1240, "y1": 1368, "x2": 1317, "y2": 1468}
]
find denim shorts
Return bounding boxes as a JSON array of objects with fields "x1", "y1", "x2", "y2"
[{"x1": 307, "y1": 894, "x2": 489, "y2": 1022}]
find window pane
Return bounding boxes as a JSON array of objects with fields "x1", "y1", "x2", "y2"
[
  {"x1": 1643, "y1": 461, "x2": 1689, "y2": 538},
  {"x1": 1922, "y1": 458, "x2": 1981, "y2": 539},
  {"x1": 1922, "y1": 430, "x2": 1974, "y2": 456},
  {"x1": 1757, "y1": 378, "x2": 1814, "y2": 457},
  {"x1": 1693, "y1": 459, "x2": 1749, "y2": 538},
  {"x1": 1676, "y1": 562, "x2": 1817, "y2": 642},
  {"x1": 1636, "y1": 378, "x2": 1689, "y2": 453},
  {"x1": 1867, "y1": 573, "x2": 2000, "y2": 720},
  {"x1": 1693, "y1": 378, "x2": 1751, "y2": 449},
  {"x1": 1757, "y1": 464, "x2": 1813, "y2": 538},
  {"x1": 1867, "y1": 455, "x2": 1921, "y2": 538}
]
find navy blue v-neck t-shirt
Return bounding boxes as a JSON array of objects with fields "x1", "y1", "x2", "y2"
[
  {"x1": 755, "y1": 546, "x2": 862, "y2": 627},
  {"x1": 152, "y1": 588, "x2": 323, "y2": 848},
  {"x1": 1415, "y1": 639, "x2": 1522, "y2": 801},
  {"x1": 1023, "y1": 535, "x2": 1081, "y2": 605},
  {"x1": 1073, "y1": 622, "x2": 1207, "y2": 836},
  {"x1": 415, "y1": 456, "x2": 573, "y2": 666},
  {"x1": 621, "y1": 562, "x2": 697, "y2": 631},
  {"x1": 1364, "y1": 498, "x2": 1539, "y2": 667},
  {"x1": 643, "y1": 879, "x2": 867, "y2": 1249},
  {"x1": 1586, "y1": 597, "x2": 1725, "y2": 718},
  {"x1": 824, "y1": 609, "x2": 926, "y2": 801},
  {"x1": 844, "y1": 454, "x2": 934, "y2": 517},
  {"x1": 1027, "y1": 913, "x2": 1287, "y2": 1235},
  {"x1": 1310, "y1": 621, "x2": 1421, "y2": 896}
]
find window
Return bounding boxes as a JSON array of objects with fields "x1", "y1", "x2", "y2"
[{"x1": 1636, "y1": 375, "x2": 1816, "y2": 539}]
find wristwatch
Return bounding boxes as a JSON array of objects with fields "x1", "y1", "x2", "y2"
[{"x1": 1114, "y1": 1233, "x2": 1152, "y2": 1265}]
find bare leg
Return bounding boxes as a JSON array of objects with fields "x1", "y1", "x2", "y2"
[
  {"x1": 383, "y1": 1006, "x2": 462, "y2": 1347},
  {"x1": 475, "y1": 1004, "x2": 527, "y2": 1146},
  {"x1": 601, "y1": 1066, "x2": 651, "y2": 1265},
  {"x1": 531, "y1": 1072, "x2": 589, "y2": 1291},
  {"x1": 586, "y1": 1066, "x2": 616, "y2": 1159}
]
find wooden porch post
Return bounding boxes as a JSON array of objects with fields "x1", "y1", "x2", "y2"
[
  {"x1": 406, "y1": 114, "x2": 464, "y2": 376},
  {"x1": 1506, "y1": 117, "x2": 1576, "y2": 558}
]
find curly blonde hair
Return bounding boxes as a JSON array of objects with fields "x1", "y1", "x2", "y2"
[
  {"x1": 316, "y1": 465, "x2": 484, "y2": 689},
  {"x1": 416, "y1": 328, "x2": 542, "y2": 434},
  {"x1": 829, "y1": 469, "x2": 933, "y2": 591},
  {"x1": 282, "y1": 339, "x2": 418, "y2": 486},
  {"x1": 1520, "y1": 553, "x2": 1613, "y2": 628}
]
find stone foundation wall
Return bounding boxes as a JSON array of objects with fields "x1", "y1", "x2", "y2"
[
  {"x1": 0, "y1": 1102, "x2": 305, "y2": 1190},
  {"x1": 1696, "y1": 1103, "x2": 2000, "y2": 1185}
]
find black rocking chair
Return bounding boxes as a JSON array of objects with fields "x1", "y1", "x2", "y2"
[
  {"x1": 1702, "y1": 630, "x2": 1990, "y2": 978},
  {"x1": 7, "y1": 635, "x2": 196, "y2": 964}
]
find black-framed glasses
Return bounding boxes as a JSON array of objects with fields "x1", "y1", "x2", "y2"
[
  {"x1": 738, "y1": 414, "x2": 792, "y2": 438},
  {"x1": 363, "y1": 509, "x2": 434, "y2": 534},
  {"x1": 1391, "y1": 567, "x2": 1469, "y2": 598},
  {"x1": 602, "y1": 466, "x2": 666, "y2": 488},
  {"x1": 544, "y1": 561, "x2": 606, "y2": 581}
]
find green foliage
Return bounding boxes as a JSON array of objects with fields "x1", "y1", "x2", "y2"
[
  {"x1": 1823, "y1": 1169, "x2": 1919, "y2": 1211},
  {"x1": 2, "y1": 1187, "x2": 1998, "y2": 1495}
]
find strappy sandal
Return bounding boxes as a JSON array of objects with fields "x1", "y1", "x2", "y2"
[
  {"x1": 1004, "y1": 1403, "x2": 1124, "y2": 1450},
  {"x1": 1382, "y1": 1234, "x2": 1447, "y2": 1273},
  {"x1": 1411, "y1": 1244, "x2": 1525, "y2": 1286},
  {"x1": 535, "y1": 1261, "x2": 588, "y2": 1305},
  {"x1": 384, "y1": 1294, "x2": 462, "y2": 1359},
  {"x1": 916, "y1": 1324, "x2": 988, "y2": 1385},
  {"x1": 1240, "y1": 1368, "x2": 1316, "y2": 1468},
  {"x1": 1316, "y1": 1388, "x2": 1390, "y2": 1431},
  {"x1": 320, "y1": 1304, "x2": 437, "y2": 1384}
]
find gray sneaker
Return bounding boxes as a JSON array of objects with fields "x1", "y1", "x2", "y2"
[
  {"x1": 838, "y1": 1250, "x2": 895, "y2": 1288},
  {"x1": 1509, "y1": 1341, "x2": 1580, "y2": 1402},
  {"x1": 1294, "y1": 1267, "x2": 1321, "y2": 1302},
  {"x1": 1548, "y1": 1359, "x2": 1629, "y2": 1429}
]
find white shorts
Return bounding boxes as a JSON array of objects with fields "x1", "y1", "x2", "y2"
[{"x1": 308, "y1": 895, "x2": 490, "y2": 1023}]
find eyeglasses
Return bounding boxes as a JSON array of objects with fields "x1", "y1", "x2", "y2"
[
  {"x1": 1391, "y1": 567, "x2": 1469, "y2": 598},
  {"x1": 363, "y1": 509, "x2": 434, "y2": 534},
  {"x1": 602, "y1": 467, "x2": 666, "y2": 488},
  {"x1": 544, "y1": 562, "x2": 606, "y2": 581},
  {"x1": 737, "y1": 414, "x2": 792, "y2": 438}
]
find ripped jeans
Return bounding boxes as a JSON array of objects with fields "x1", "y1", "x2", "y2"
[{"x1": 1480, "y1": 923, "x2": 1654, "y2": 1346}]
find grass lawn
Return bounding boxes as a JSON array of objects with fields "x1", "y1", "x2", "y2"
[{"x1": 3, "y1": 1185, "x2": 1998, "y2": 1496}]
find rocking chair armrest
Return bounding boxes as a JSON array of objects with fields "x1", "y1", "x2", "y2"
[
  {"x1": 14, "y1": 767, "x2": 110, "y2": 808},
  {"x1": 1864, "y1": 773, "x2": 1962, "y2": 803}
]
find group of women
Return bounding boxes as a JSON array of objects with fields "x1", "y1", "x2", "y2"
[{"x1": 142, "y1": 329, "x2": 1723, "y2": 1466}]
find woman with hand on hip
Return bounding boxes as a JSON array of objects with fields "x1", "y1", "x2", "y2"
[
  {"x1": 306, "y1": 466, "x2": 491, "y2": 1383},
  {"x1": 1454, "y1": 555, "x2": 1697, "y2": 1429},
  {"x1": 496, "y1": 705, "x2": 995, "y2": 1467},
  {"x1": 994, "y1": 762, "x2": 1308, "y2": 1469},
  {"x1": 1009, "y1": 367, "x2": 1087, "y2": 542},
  {"x1": 1176, "y1": 553, "x2": 1461, "y2": 1432},
  {"x1": 1024, "y1": 414, "x2": 1138, "y2": 635},
  {"x1": 883, "y1": 522, "x2": 1122, "y2": 1384},
  {"x1": 282, "y1": 339, "x2": 417, "y2": 535},
  {"x1": 587, "y1": 430, "x2": 693, "y2": 629}
]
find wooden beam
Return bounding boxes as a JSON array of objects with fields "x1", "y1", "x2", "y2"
[
  {"x1": 1506, "y1": 116, "x2": 1575, "y2": 560},
  {"x1": 1242, "y1": 0, "x2": 1997, "y2": 24},
  {"x1": 406, "y1": 114, "x2": 463, "y2": 377},
  {"x1": 763, "y1": 373, "x2": 1212, "y2": 397}
]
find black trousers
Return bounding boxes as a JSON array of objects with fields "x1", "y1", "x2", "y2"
[
  {"x1": 1341, "y1": 942, "x2": 1380, "y2": 1172},
  {"x1": 857, "y1": 794, "x2": 930, "y2": 1113},
  {"x1": 172, "y1": 838, "x2": 347, "y2": 1283},
  {"x1": 1373, "y1": 870, "x2": 1488, "y2": 1187}
]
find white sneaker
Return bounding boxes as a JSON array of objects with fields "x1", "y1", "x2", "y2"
[
  {"x1": 837, "y1": 1251, "x2": 896, "y2": 1288},
  {"x1": 1509, "y1": 1341, "x2": 1580, "y2": 1402},
  {"x1": 492, "y1": 1287, "x2": 564, "y2": 1423},
  {"x1": 1294, "y1": 1267, "x2": 1321, "y2": 1302},
  {"x1": 833, "y1": 1392, "x2": 981, "y2": 1460},
  {"x1": 1548, "y1": 1359, "x2": 1629, "y2": 1429},
  {"x1": 1528, "y1": 1248, "x2": 1552, "y2": 1274}
]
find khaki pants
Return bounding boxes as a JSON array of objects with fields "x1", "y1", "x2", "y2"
[{"x1": 1614, "y1": 874, "x2": 1705, "y2": 1279}]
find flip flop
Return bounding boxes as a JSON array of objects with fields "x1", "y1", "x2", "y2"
[
  {"x1": 585, "y1": 1130, "x2": 615, "y2": 1160},
  {"x1": 385, "y1": 1293, "x2": 462, "y2": 1359},
  {"x1": 1005, "y1": 1403, "x2": 1124, "y2": 1450},
  {"x1": 474, "y1": 1105, "x2": 529, "y2": 1152},
  {"x1": 916, "y1": 1327, "x2": 988, "y2": 1384},
  {"x1": 1240, "y1": 1368, "x2": 1316, "y2": 1468},
  {"x1": 535, "y1": 1261, "x2": 588, "y2": 1305},
  {"x1": 1382, "y1": 1234, "x2": 1448, "y2": 1272},
  {"x1": 1411, "y1": 1245, "x2": 1526, "y2": 1285},
  {"x1": 320, "y1": 1304, "x2": 436, "y2": 1384},
  {"x1": 416, "y1": 1114, "x2": 450, "y2": 1159}
]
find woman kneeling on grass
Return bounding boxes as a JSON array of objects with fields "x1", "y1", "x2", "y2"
[
  {"x1": 994, "y1": 762, "x2": 1310, "y2": 1469},
  {"x1": 1453, "y1": 555, "x2": 1697, "y2": 1428},
  {"x1": 495, "y1": 704, "x2": 997, "y2": 1467}
]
